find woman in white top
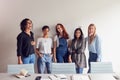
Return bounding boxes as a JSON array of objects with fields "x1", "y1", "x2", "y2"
[{"x1": 36, "y1": 25, "x2": 53, "y2": 74}]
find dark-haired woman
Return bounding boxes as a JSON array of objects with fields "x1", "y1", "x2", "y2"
[
  {"x1": 36, "y1": 25, "x2": 53, "y2": 74},
  {"x1": 53, "y1": 23, "x2": 69, "y2": 63},
  {"x1": 17, "y1": 18, "x2": 36, "y2": 64},
  {"x1": 69, "y1": 28, "x2": 86, "y2": 74}
]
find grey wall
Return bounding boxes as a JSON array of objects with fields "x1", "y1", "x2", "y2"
[{"x1": 0, "y1": 0, "x2": 120, "y2": 73}]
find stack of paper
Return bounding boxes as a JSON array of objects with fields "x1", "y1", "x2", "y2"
[
  {"x1": 49, "y1": 74, "x2": 67, "y2": 80},
  {"x1": 48, "y1": 75, "x2": 59, "y2": 80},
  {"x1": 54, "y1": 74, "x2": 67, "y2": 80}
]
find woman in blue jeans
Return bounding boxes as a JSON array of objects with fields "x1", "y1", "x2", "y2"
[
  {"x1": 86, "y1": 24, "x2": 101, "y2": 73},
  {"x1": 69, "y1": 28, "x2": 87, "y2": 74},
  {"x1": 17, "y1": 18, "x2": 35, "y2": 64},
  {"x1": 53, "y1": 23, "x2": 69, "y2": 63},
  {"x1": 36, "y1": 25, "x2": 53, "y2": 74}
]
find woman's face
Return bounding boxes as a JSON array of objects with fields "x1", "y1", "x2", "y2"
[
  {"x1": 75, "y1": 30, "x2": 81, "y2": 38},
  {"x1": 43, "y1": 28, "x2": 49, "y2": 35},
  {"x1": 26, "y1": 20, "x2": 32, "y2": 30},
  {"x1": 88, "y1": 26, "x2": 96, "y2": 36},
  {"x1": 56, "y1": 25, "x2": 63, "y2": 33}
]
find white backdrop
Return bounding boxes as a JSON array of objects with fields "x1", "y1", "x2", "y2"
[{"x1": 0, "y1": 0, "x2": 120, "y2": 73}]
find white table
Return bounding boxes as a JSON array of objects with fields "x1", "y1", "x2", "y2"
[
  {"x1": 0, "y1": 73, "x2": 72, "y2": 80},
  {"x1": 0, "y1": 73, "x2": 119, "y2": 80}
]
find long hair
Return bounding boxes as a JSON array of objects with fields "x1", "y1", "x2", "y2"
[
  {"x1": 88, "y1": 23, "x2": 96, "y2": 44},
  {"x1": 20, "y1": 18, "x2": 32, "y2": 32},
  {"x1": 74, "y1": 27, "x2": 84, "y2": 40},
  {"x1": 55, "y1": 23, "x2": 69, "y2": 39}
]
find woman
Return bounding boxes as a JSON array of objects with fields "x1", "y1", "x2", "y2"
[
  {"x1": 53, "y1": 23, "x2": 69, "y2": 63},
  {"x1": 17, "y1": 18, "x2": 36, "y2": 64},
  {"x1": 36, "y1": 25, "x2": 53, "y2": 74},
  {"x1": 87, "y1": 23, "x2": 101, "y2": 73},
  {"x1": 69, "y1": 28, "x2": 86, "y2": 74}
]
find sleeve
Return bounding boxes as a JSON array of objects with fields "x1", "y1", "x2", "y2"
[
  {"x1": 17, "y1": 35, "x2": 23, "y2": 56},
  {"x1": 54, "y1": 35, "x2": 57, "y2": 41},
  {"x1": 96, "y1": 36, "x2": 102, "y2": 61},
  {"x1": 36, "y1": 38, "x2": 40, "y2": 49},
  {"x1": 51, "y1": 38, "x2": 53, "y2": 48}
]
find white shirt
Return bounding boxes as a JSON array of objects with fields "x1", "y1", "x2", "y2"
[
  {"x1": 36, "y1": 37, "x2": 53, "y2": 54},
  {"x1": 54, "y1": 35, "x2": 59, "y2": 47}
]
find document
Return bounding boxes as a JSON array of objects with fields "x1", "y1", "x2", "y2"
[
  {"x1": 72, "y1": 75, "x2": 90, "y2": 80},
  {"x1": 89, "y1": 74, "x2": 116, "y2": 80},
  {"x1": 54, "y1": 74, "x2": 67, "y2": 79},
  {"x1": 49, "y1": 74, "x2": 68, "y2": 80}
]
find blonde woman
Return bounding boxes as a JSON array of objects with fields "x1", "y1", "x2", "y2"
[{"x1": 86, "y1": 24, "x2": 101, "y2": 73}]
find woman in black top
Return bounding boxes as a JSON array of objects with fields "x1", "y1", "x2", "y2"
[{"x1": 17, "y1": 18, "x2": 36, "y2": 64}]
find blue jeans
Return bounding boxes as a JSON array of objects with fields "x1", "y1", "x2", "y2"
[
  {"x1": 76, "y1": 68, "x2": 83, "y2": 74},
  {"x1": 22, "y1": 54, "x2": 35, "y2": 64},
  {"x1": 37, "y1": 54, "x2": 52, "y2": 74}
]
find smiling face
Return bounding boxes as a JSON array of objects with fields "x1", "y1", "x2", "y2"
[
  {"x1": 26, "y1": 20, "x2": 33, "y2": 31},
  {"x1": 75, "y1": 30, "x2": 81, "y2": 39},
  {"x1": 56, "y1": 25, "x2": 63, "y2": 34},
  {"x1": 88, "y1": 25, "x2": 96, "y2": 37},
  {"x1": 43, "y1": 28, "x2": 49, "y2": 36}
]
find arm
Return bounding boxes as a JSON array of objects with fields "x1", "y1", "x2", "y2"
[
  {"x1": 96, "y1": 36, "x2": 101, "y2": 61},
  {"x1": 53, "y1": 41, "x2": 57, "y2": 62},
  {"x1": 17, "y1": 35, "x2": 23, "y2": 64},
  {"x1": 36, "y1": 38, "x2": 43, "y2": 57},
  {"x1": 36, "y1": 48, "x2": 43, "y2": 57},
  {"x1": 68, "y1": 39, "x2": 73, "y2": 62}
]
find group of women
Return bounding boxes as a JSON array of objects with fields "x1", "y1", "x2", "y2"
[{"x1": 17, "y1": 18, "x2": 101, "y2": 74}]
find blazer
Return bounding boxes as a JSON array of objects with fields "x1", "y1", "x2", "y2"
[{"x1": 70, "y1": 38, "x2": 87, "y2": 68}]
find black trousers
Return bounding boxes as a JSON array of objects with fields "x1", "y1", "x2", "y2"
[{"x1": 88, "y1": 52, "x2": 98, "y2": 73}]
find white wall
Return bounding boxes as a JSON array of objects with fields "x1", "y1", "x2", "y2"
[{"x1": 0, "y1": 0, "x2": 120, "y2": 73}]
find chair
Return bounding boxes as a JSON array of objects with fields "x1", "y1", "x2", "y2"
[
  {"x1": 51, "y1": 63, "x2": 76, "y2": 74},
  {"x1": 7, "y1": 64, "x2": 34, "y2": 74},
  {"x1": 90, "y1": 62, "x2": 113, "y2": 73}
]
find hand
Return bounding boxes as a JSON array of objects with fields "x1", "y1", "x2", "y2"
[
  {"x1": 68, "y1": 58, "x2": 72, "y2": 63},
  {"x1": 18, "y1": 59, "x2": 23, "y2": 64},
  {"x1": 68, "y1": 55, "x2": 72, "y2": 63},
  {"x1": 96, "y1": 58, "x2": 101, "y2": 62},
  {"x1": 72, "y1": 50, "x2": 76, "y2": 54},
  {"x1": 18, "y1": 56, "x2": 23, "y2": 64},
  {"x1": 31, "y1": 41, "x2": 35, "y2": 45},
  {"x1": 50, "y1": 54, "x2": 53, "y2": 57},
  {"x1": 38, "y1": 53, "x2": 43, "y2": 58},
  {"x1": 53, "y1": 58, "x2": 57, "y2": 63},
  {"x1": 68, "y1": 57, "x2": 72, "y2": 63}
]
